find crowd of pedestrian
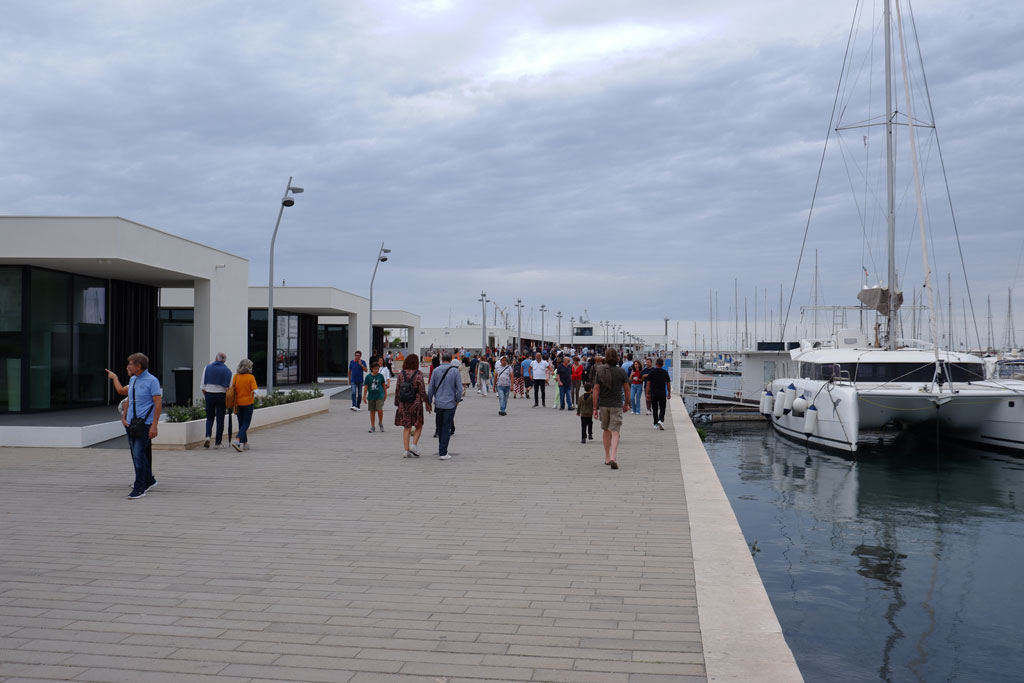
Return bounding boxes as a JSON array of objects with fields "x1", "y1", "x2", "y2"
[
  {"x1": 348, "y1": 344, "x2": 674, "y2": 471},
  {"x1": 104, "y1": 341, "x2": 673, "y2": 500}
]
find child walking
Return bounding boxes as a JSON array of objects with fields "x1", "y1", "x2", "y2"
[
  {"x1": 364, "y1": 362, "x2": 389, "y2": 432},
  {"x1": 576, "y1": 381, "x2": 594, "y2": 444}
]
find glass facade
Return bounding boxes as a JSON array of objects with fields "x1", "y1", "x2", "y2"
[
  {"x1": 0, "y1": 266, "x2": 108, "y2": 413},
  {"x1": 248, "y1": 310, "x2": 298, "y2": 387},
  {"x1": 317, "y1": 324, "x2": 349, "y2": 376}
]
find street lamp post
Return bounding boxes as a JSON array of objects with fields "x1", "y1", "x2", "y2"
[
  {"x1": 267, "y1": 176, "x2": 304, "y2": 395},
  {"x1": 556, "y1": 311, "x2": 562, "y2": 348},
  {"x1": 515, "y1": 298, "x2": 524, "y2": 354},
  {"x1": 539, "y1": 305, "x2": 548, "y2": 352},
  {"x1": 569, "y1": 316, "x2": 575, "y2": 350},
  {"x1": 478, "y1": 290, "x2": 490, "y2": 354},
  {"x1": 368, "y1": 242, "x2": 391, "y2": 358}
]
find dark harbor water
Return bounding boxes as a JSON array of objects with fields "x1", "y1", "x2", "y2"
[{"x1": 701, "y1": 421, "x2": 1024, "y2": 683}]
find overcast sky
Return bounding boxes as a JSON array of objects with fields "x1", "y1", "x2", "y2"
[{"x1": 3, "y1": 0, "x2": 1022, "y2": 346}]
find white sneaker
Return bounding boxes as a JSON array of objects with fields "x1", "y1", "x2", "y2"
[
  {"x1": 350, "y1": 406, "x2": 358, "y2": 411},
  {"x1": 653, "y1": 423, "x2": 660, "y2": 429},
  {"x1": 646, "y1": 410, "x2": 652, "y2": 415},
  {"x1": 409, "y1": 443, "x2": 420, "y2": 456},
  {"x1": 439, "y1": 454, "x2": 452, "y2": 460},
  {"x1": 658, "y1": 421, "x2": 665, "y2": 431},
  {"x1": 403, "y1": 450, "x2": 412, "y2": 458},
  {"x1": 214, "y1": 443, "x2": 226, "y2": 449},
  {"x1": 243, "y1": 443, "x2": 250, "y2": 450},
  {"x1": 231, "y1": 441, "x2": 242, "y2": 452}
]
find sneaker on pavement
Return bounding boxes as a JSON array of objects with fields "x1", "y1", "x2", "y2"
[
  {"x1": 403, "y1": 450, "x2": 412, "y2": 458},
  {"x1": 369, "y1": 426, "x2": 376, "y2": 433},
  {"x1": 231, "y1": 441, "x2": 242, "y2": 452},
  {"x1": 203, "y1": 438, "x2": 210, "y2": 448},
  {"x1": 439, "y1": 454, "x2": 452, "y2": 460},
  {"x1": 658, "y1": 421, "x2": 665, "y2": 430},
  {"x1": 145, "y1": 480, "x2": 157, "y2": 491},
  {"x1": 379, "y1": 425, "x2": 384, "y2": 432},
  {"x1": 214, "y1": 443, "x2": 225, "y2": 449},
  {"x1": 350, "y1": 405, "x2": 358, "y2": 411},
  {"x1": 409, "y1": 443, "x2": 420, "y2": 456},
  {"x1": 128, "y1": 489, "x2": 146, "y2": 499}
]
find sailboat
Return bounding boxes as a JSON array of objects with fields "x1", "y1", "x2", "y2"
[{"x1": 763, "y1": 0, "x2": 1024, "y2": 453}]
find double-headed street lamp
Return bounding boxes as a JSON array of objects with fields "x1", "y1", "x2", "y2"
[
  {"x1": 478, "y1": 290, "x2": 490, "y2": 354},
  {"x1": 267, "y1": 176, "x2": 304, "y2": 395},
  {"x1": 515, "y1": 298, "x2": 525, "y2": 354},
  {"x1": 539, "y1": 305, "x2": 548, "y2": 351},
  {"x1": 369, "y1": 242, "x2": 390, "y2": 357}
]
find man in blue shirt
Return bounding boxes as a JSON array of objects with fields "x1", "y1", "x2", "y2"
[
  {"x1": 426, "y1": 352, "x2": 463, "y2": 460},
  {"x1": 106, "y1": 352, "x2": 162, "y2": 499},
  {"x1": 200, "y1": 352, "x2": 232, "y2": 449},
  {"x1": 348, "y1": 350, "x2": 368, "y2": 411}
]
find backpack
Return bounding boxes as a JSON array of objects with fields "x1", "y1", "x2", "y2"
[{"x1": 397, "y1": 371, "x2": 417, "y2": 404}]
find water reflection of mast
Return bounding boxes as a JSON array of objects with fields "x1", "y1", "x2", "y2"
[{"x1": 852, "y1": 532, "x2": 907, "y2": 682}]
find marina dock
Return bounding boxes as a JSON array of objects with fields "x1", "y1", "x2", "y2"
[{"x1": 0, "y1": 390, "x2": 801, "y2": 682}]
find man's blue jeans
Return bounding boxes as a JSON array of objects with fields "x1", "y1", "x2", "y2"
[
  {"x1": 204, "y1": 392, "x2": 226, "y2": 444},
  {"x1": 559, "y1": 385, "x2": 572, "y2": 410},
  {"x1": 129, "y1": 431, "x2": 154, "y2": 492},
  {"x1": 351, "y1": 381, "x2": 364, "y2": 408},
  {"x1": 435, "y1": 406, "x2": 456, "y2": 456},
  {"x1": 497, "y1": 386, "x2": 510, "y2": 413}
]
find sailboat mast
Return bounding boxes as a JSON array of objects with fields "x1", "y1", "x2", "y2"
[{"x1": 885, "y1": 0, "x2": 897, "y2": 350}]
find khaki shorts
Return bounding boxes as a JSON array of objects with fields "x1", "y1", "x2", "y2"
[
  {"x1": 367, "y1": 399, "x2": 384, "y2": 412},
  {"x1": 599, "y1": 406, "x2": 623, "y2": 432}
]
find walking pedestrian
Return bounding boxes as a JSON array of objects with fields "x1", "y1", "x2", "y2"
[
  {"x1": 576, "y1": 381, "x2": 595, "y2": 444},
  {"x1": 641, "y1": 357, "x2": 654, "y2": 415},
  {"x1": 394, "y1": 353, "x2": 431, "y2": 457},
  {"x1": 645, "y1": 357, "x2": 672, "y2": 430},
  {"x1": 571, "y1": 356, "x2": 584, "y2": 406},
  {"x1": 556, "y1": 355, "x2": 573, "y2": 410},
  {"x1": 521, "y1": 354, "x2": 533, "y2": 400},
  {"x1": 494, "y1": 356, "x2": 513, "y2": 415},
  {"x1": 592, "y1": 348, "x2": 629, "y2": 469},
  {"x1": 105, "y1": 353, "x2": 161, "y2": 499},
  {"x1": 469, "y1": 354, "x2": 479, "y2": 390},
  {"x1": 363, "y1": 362, "x2": 389, "y2": 432},
  {"x1": 477, "y1": 356, "x2": 491, "y2": 397},
  {"x1": 427, "y1": 352, "x2": 462, "y2": 460},
  {"x1": 230, "y1": 358, "x2": 258, "y2": 451},
  {"x1": 531, "y1": 352, "x2": 550, "y2": 408},
  {"x1": 629, "y1": 360, "x2": 645, "y2": 415},
  {"x1": 348, "y1": 351, "x2": 368, "y2": 411},
  {"x1": 200, "y1": 352, "x2": 232, "y2": 449}
]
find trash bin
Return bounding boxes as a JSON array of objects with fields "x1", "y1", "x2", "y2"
[{"x1": 172, "y1": 367, "x2": 193, "y2": 406}]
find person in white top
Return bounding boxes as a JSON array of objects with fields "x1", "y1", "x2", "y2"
[{"x1": 532, "y1": 352, "x2": 550, "y2": 408}]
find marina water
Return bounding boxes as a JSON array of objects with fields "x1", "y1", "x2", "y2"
[{"x1": 700, "y1": 420, "x2": 1024, "y2": 682}]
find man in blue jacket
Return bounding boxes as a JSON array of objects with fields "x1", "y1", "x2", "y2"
[
  {"x1": 201, "y1": 352, "x2": 232, "y2": 449},
  {"x1": 426, "y1": 352, "x2": 463, "y2": 460},
  {"x1": 106, "y1": 353, "x2": 162, "y2": 499}
]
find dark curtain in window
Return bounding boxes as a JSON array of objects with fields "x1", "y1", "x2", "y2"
[{"x1": 107, "y1": 279, "x2": 159, "y2": 402}]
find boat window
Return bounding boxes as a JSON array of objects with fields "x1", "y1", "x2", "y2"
[
  {"x1": 763, "y1": 360, "x2": 776, "y2": 384},
  {"x1": 997, "y1": 363, "x2": 1024, "y2": 380},
  {"x1": 854, "y1": 363, "x2": 935, "y2": 382},
  {"x1": 947, "y1": 363, "x2": 985, "y2": 382}
]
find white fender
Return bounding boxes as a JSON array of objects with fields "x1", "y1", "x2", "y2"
[
  {"x1": 760, "y1": 390, "x2": 773, "y2": 415},
  {"x1": 783, "y1": 383, "x2": 797, "y2": 414},
  {"x1": 803, "y1": 404, "x2": 818, "y2": 436},
  {"x1": 773, "y1": 389, "x2": 785, "y2": 418},
  {"x1": 792, "y1": 397, "x2": 808, "y2": 415}
]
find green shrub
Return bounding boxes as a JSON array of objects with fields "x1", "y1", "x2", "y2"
[{"x1": 165, "y1": 402, "x2": 207, "y2": 423}]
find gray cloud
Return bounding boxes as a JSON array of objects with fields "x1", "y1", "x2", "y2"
[{"x1": 1, "y1": 0, "x2": 1022, "y2": 343}]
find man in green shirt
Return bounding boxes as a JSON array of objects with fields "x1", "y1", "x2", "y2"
[
  {"x1": 363, "y1": 361, "x2": 389, "y2": 433},
  {"x1": 591, "y1": 348, "x2": 630, "y2": 470}
]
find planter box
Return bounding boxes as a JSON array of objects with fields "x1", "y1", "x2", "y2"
[{"x1": 153, "y1": 396, "x2": 331, "y2": 450}]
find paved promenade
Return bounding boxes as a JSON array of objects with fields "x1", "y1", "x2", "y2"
[{"x1": 0, "y1": 384, "x2": 799, "y2": 682}]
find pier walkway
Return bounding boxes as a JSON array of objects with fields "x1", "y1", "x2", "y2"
[{"x1": 0, "y1": 387, "x2": 800, "y2": 682}]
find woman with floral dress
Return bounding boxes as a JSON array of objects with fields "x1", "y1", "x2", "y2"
[{"x1": 394, "y1": 354, "x2": 431, "y2": 458}]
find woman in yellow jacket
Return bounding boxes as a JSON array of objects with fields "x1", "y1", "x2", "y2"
[{"x1": 231, "y1": 358, "x2": 258, "y2": 452}]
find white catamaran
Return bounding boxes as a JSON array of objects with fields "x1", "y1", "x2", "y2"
[{"x1": 762, "y1": 0, "x2": 1024, "y2": 453}]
